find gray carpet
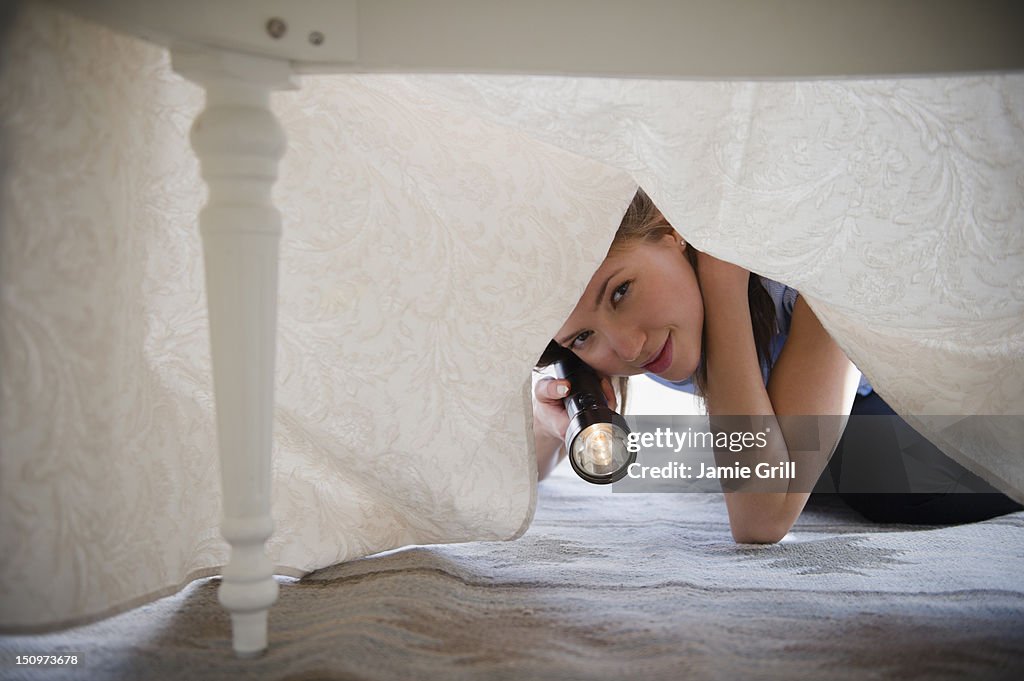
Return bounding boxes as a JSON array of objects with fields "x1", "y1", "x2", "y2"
[{"x1": 3, "y1": 462, "x2": 1023, "y2": 680}]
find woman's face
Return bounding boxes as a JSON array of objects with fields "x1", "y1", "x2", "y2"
[{"x1": 554, "y1": 233, "x2": 703, "y2": 381}]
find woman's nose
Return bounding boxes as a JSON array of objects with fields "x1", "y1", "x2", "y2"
[{"x1": 606, "y1": 327, "x2": 645, "y2": 365}]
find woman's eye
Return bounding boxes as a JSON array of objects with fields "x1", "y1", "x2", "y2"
[
  {"x1": 611, "y1": 281, "x2": 631, "y2": 304},
  {"x1": 570, "y1": 330, "x2": 593, "y2": 349}
]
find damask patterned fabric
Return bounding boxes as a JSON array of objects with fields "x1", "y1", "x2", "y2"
[{"x1": 1, "y1": 3, "x2": 1021, "y2": 630}]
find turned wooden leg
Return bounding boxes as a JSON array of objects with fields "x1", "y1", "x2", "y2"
[{"x1": 171, "y1": 46, "x2": 296, "y2": 657}]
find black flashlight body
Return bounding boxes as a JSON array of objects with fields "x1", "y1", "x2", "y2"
[{"x1": 543, "y1": 340, "x2": 634, "y2": 484}]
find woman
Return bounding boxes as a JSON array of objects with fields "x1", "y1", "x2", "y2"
[{"x1": 533, "y1": 189, "x2": 1021, "y2": 542}]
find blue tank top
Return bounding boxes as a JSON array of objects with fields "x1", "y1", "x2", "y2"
[{"x1": 649, "y1": 277, "x2": 873, "y2": 396}]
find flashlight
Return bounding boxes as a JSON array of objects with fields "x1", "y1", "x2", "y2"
[{"x1": 543, "y1": 340, "x2": 634, "y2": 484}]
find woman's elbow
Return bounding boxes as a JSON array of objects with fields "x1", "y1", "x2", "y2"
[
  {"x1": 725, "y1": 493, "x2": 805, "y2": 544},
  {"x1": 729, "y1": 517, "x2": 792, "y2": 544}
]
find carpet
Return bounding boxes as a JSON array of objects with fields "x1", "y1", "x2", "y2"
[{"x1": 2, "y1": 461, "x2": 1023, "y2": 680}]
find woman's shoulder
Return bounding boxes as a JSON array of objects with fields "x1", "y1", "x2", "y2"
[{"x1": 757, "y1": 275, "x2": 874, "y2": 397}]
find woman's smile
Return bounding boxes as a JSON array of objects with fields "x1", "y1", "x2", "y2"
[{"x1": 641, "y1": 334, "x2": 674, "y2": 374}]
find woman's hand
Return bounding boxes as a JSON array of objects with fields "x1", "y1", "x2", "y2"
[
  {"x1": 533, "y1": 377, "x2": 572, "y2": 451},
  {"x1": 532, "y1": 372, "x2": 617, "y2": 481}
]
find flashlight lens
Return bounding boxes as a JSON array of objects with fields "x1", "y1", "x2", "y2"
[{"x1": 570, "y1": 423, "x2": 630, "y2": 479}]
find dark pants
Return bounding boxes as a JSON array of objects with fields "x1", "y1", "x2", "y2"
[{"x1": 813, "y1": 392, "x2": 1023, "y2": 525}]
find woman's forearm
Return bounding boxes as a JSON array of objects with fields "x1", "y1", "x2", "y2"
[
  {"x1": 700, "y1": 270, "x2": 797, "y2": 541},
  {"x1": 701, "y1": 272, "x2": 775, "y2": 418}
]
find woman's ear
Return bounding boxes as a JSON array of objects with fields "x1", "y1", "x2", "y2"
[{"x1": 663, "y1": 230, "x2": 687, "y2": 253}]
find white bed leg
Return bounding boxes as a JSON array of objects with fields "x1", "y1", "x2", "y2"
[{"x1": 170, "y1": 47, "x2": 296, "y2": 657}]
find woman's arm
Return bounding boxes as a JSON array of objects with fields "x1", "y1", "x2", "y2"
[{"x1": 699, "y1": 253, "x2": 861, "y2": 543}]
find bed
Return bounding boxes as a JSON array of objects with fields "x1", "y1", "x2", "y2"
[{"x1": 1, "y1": 0, "x2": 1022, "y2": 667}]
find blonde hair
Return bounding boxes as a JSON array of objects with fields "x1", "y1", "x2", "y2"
[{"x1": 608, "y1": 188, "x2": 682, "y2": 254}]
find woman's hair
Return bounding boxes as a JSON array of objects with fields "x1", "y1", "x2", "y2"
[{"x1": 537, "y1": 188, "x2": 778, "y2": 408}]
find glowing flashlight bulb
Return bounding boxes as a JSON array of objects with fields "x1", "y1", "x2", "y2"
[{"x1": 588, "y1": 428, "x2": 614, "y2": 467}]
